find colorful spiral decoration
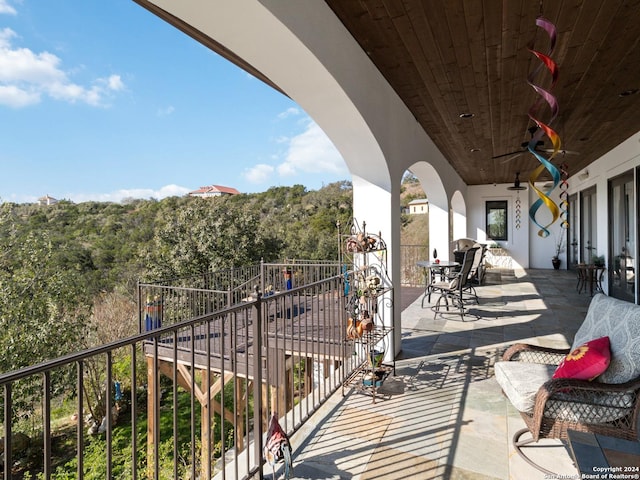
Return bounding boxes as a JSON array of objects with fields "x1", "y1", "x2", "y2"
[
  {"x1": 559, "y1": 162, "x2": 569, "y2": 228},
  {"x1": 527, "y1": 16, "x2": 562, "y2": 238}
]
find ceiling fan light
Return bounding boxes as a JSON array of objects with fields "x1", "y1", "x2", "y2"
[
  {"x1": 578, "y1": 170, "x2": 589, "y2": 180},
  {"x1": 506, "y1": 172, "x2": 527, "y2": 191},
  {"x1": 618, "y1": 89, "x2": 639, "y2": 97}
]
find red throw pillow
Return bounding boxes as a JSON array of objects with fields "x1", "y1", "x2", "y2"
[{"x1": 552, "y1": 336, "x2": 611, "y2": 380}]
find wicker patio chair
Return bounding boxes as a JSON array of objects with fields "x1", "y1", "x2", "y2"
[{"x1": 495, "y1": 294, "x2": 640, "y2": 475}]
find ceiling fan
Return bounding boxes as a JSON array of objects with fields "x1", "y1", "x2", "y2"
[{"x1": 492, "y1": 126, "x2": 580, "y2": 163}]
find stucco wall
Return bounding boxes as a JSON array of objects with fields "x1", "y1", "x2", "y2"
[{"x1": 466, "y1": 184, "x2": 531, "y2": 269}]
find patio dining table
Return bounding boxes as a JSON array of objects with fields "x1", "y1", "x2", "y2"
[
  {"x1": 576, "y1": 263, "x2": 606, "y2": 296},
  {"x1": 417, "y1": 260, "x2": 460, "y2": 306}
]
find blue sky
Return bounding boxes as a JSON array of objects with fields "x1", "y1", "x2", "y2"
[{"x1": 0, "y1": 0, "x2": 349, "y2": 204}]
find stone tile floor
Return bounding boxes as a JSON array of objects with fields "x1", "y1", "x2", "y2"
[{"x1": 285, "y1": 268, "x2": 595, "y2": 479}]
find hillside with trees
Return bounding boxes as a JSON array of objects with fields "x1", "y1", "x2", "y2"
[
  {"x1": 0, "y1": 182, "x2": 353, "y2": 373},
  {"x1": 0, "y1": 177, "x2": 428, "y2": 371},
  {"x1": 0, "y1": 177, "x2": 430, "y2": 477}
]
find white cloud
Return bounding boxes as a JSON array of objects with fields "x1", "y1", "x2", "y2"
[
  {"x1": 1, "y1": 184, "x2": 192, "y2": 204},
  {"x1": 0, "y1": 27, "x2": 125, "y2": 108},
  {"x1": 105, "y1": 74, "x2": 124, "y2": 91},
  {"x1": 67, "y1": 184, "x2": 191, "y2": 203},
  {"x1": 276, "y1": 119, "x2": 347, "y2": 177},
  {"x1": 0, "y1": 84, "x2": 39, "y2": 107},
  {"x1": 277, "y1": 107, "x2": 300, "y2": 119},
  {"x1": 241, "y1": 117, "x2": 348, "y2": 187},
  {"x1": 0, "y1": 0, "x2": 16, "y2": 15},
  {"x1": 157, "y1": 105, "x2": 175, "y2": 117},
  {"x1": 242, "y1": 164, "x2": 274, "y2": 184}
]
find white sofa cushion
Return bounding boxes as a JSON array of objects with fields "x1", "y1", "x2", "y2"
[{"x1": 494, "y1": 361, "x2": 556, "y2": 413}]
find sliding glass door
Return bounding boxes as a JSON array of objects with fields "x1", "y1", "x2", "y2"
[
  {"x1": 568, "y1": 193, "x2": 579, "y2": 268},
  {"x1": 580, "y1": 187, "x2": 597, "y2": 263},
  {"x1": 608, "y1": 171, "x2": 636, "y2": 302}
]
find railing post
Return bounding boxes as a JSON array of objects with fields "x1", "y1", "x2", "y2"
[
  {"x1": 105, "y1": 353, "x2": 113, "y2": 479},
  {"x1": 4, "y1": 383, "x2": 12, "y2": 480},
  {"x1": 260, "y1": 258, "x2": 265, "y2": 296},
  {"x1": 130, "y1": 346, "x2": 137, "y2": 480},
  {"x1": 137, "y1": 281, "x2": 142, "y2": 334},
  {"x1": 229, "y1": 266, "x2": 235, "y2": 307},
  {"x1": 252, "y1": 288, "x2": 264, "y2": 479},
  {"x1": 77, "y1": 362, "x2": 84, "y2": 479},
  {"x1": 43, "y1": 372, "x2": 51, "y2": 479}
]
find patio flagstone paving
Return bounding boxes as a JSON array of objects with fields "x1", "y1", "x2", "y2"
[{"x1": 285, "y1": 268, "x2": 594, "y2": 479}]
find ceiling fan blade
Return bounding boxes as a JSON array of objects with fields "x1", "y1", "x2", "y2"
[
  {"x1": 539, "y1": 149, "x2": 580, "y2": 155},
  {"x1": 500, "y1": 152, "x2": 525, "y2": 164},
  {"x1": 491, "y1": 149, "x2": 525, "y2": 159}
]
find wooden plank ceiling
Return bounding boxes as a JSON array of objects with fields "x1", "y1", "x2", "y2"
[{"x1": 325, "y1": 0, "x2": 640, "y2": 185}]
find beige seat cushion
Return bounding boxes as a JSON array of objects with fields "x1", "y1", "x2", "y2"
[
  {"x1": 495, "y1": 360, "x2": 633, "y2": 423},
  {"x1": 494, "y1": 361, "x2": 555, "y2": 413}
]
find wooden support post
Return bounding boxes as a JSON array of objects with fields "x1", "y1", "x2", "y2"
[
  {"x1": 286, "y1": 362, "x2": 294, "y2": 411},
  {"x1": 323, "y1": 359, "x2": 329, "y2": 379},
  {"x1": 262, "y1": 383, "x2": 269, "y2": 429},
  {"x1": 235, "y1": 379, "x2": 245, "y2": 452},
  {"x1": 201, "y1": 369, "x2": 212, "y2": 480},
  {"x1": 305, "y1": 357, "x2": 314, "y2": 396},
  {"x1": 155, "y1": 360, "x2": 239, "y2": 476}
]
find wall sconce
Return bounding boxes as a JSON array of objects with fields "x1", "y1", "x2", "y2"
[{"x1": 578, "y1": 170, "x2": 589, "y2": 181}]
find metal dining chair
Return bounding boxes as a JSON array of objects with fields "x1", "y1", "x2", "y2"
[{"x1": 431, "y1": 247, "x2": 479, "y2": 320}]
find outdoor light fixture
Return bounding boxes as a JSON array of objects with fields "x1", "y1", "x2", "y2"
[
  {"x1": 506, "y1": 172, "x2": 527, "y2": 191},
  {"x1": 507, "y1": 173, "x2": 527, "y2": 229}
]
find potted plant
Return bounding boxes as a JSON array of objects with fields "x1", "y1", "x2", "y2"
[
  {"x1": 552, "y1": 234, "x2": 565, "y2": 270},
  {"x1": 591, "y1": 254, "x2": 605, "y2": 267}
]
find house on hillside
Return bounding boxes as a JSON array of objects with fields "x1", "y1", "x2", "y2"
[
  {"x1": 188, "y1": 185, "x2": 240, "y2": 198},
  {"x1": 38, "y1": 194, "x2": 58, "y2": 206},
  {"x1": 408, "y1": 198, "x2": 428, "y2": 214}
]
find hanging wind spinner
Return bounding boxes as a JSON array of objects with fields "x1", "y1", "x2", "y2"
[{"x1": 526, "y1": 16, "x2": 568, "y2": 237}]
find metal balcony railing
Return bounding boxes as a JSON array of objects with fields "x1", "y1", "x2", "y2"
[
  {"x1": 137, "y1": 260, "x2": 343, "y2": 331},
  {"x1": 1, "y1": 262, "x2": 373, "y2": 480}
]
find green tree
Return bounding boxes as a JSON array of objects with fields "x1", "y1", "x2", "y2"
[
  {"x1": 0, "y1": 213, "x2": 92, "y2": 416},
  {"x1": 145, "y1": 197, "x2": 281, "y2": 281}
]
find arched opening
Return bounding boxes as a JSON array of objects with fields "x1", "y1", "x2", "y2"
[
  {"x1": 399, "y1": 170, "x2": 429, "y2": 287},
  {"x1": 451, "y1": 190, "x2": 467, "y2": 242},
  {"x1": 408, "y1": 162, "x2": 449, "y2": 262}
]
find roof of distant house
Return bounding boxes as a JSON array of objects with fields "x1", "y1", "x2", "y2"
[
  {"x1": 408, "y1": 198, "x2": 428, "y2": 205},
  {"x1": 189, "y1": 185, "x2": 240, "y2": 196},
  {"x1": 38, "y1": 194, "x2": 58, "y2": 204}
]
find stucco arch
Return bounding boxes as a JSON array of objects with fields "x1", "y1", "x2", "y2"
[
  {"x1": 408, "y1": 161, "x2": 451, "y2": 260},
  {"x1": 140, "y1": 0, "x2": 469, "y2": 355}
]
